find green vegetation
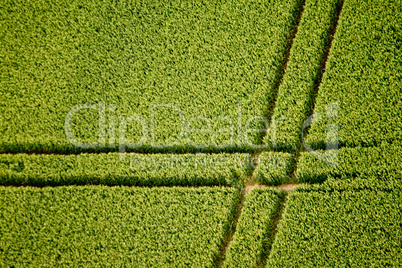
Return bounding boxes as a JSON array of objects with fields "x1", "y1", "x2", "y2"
[
  {"x1": 296, "y1": 145, "x2": 401, "y2": 183},
  {"x1": 223, "y1": 188, "x2": 283, "y2": 268},
  {"x1": 0, "y1": 153, "x2": 249, "y2": 187},
  {"x1": 253, "y1": 152, "x2": 294, "y2": 185},
  {"x1": 0, "y1": 0, "x2": 401, "y2": 266},
  {"x1": 267, "y1": 179, "x2": 402, "y2": 267},
  {"x1": 0, "y1": 0, "x2": 304, "y2": 153},
  {"x1": 0, "y1": 186, "x2": 239, "y2": 267},
  {"x1": 296, "y1": 177, "x2": 401, "y2": 192},
  {"x1": 264, "y1": 0, "x2": 342, "y2": 152},
  {"x1": 304, "y1": 0, "x2": 402, "y2": 150}
]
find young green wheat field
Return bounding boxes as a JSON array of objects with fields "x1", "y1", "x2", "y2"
[{"x1": 1, "y1": 0, "x2": 401, "y2": 266}]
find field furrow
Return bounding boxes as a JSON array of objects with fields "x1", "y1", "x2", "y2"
[
  {"x1": 264, "y1": 0, "x2": 343, "y2": 152},
  {"x1": 0, "y1": 0, "x2": 401, "y2": 266},
  {"x1": 222, "y1": 188, "x2": 283, "y2": 268},
  {"x1": 0, "y1": 153, "x2": 249, "y2": 187}
]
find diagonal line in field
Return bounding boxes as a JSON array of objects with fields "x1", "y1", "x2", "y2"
[
  {"x1": 302, "y1": 0, "x2": 345, "y2": 139},
  {"x1": 216, "y1": 0, "x2": 308, "y2": 266},
  {"x1": 258, "y1": 0, "x2": 307, "y2": 146},
  {"x1": 262, "y1": 0, "x2": 346, "y2": 265}
]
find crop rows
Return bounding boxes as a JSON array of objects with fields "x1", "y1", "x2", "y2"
[
  {"x1": 253, "y1": 152, "x2": 294, "y2": 185},
  {"x1": 0, "y1": 153, "x2": 249, "y2": 187},
  {"x1": 0, "y1": 186, "x2": 239, "y2": 267},
  {"x1": 267, "y1": 179, "x2": 402, "y2": 267},
  {"x1": 296, "y1": 145, "x2": 402, "y2": 183},
  {"x1": 264, "y1": 0, "x2": 342, "y2": 152},
  {"x1": 0, "y1": 152, "x2": 296, "y2": 187},
  {"x1": 0, "y1": 0, "x2": 305, "y2": 154},
  {"x1": 222, "y1": 188, "x2": 283, "y2": 267},
  {"x1": 304, "y1": 0, "x2": 401, "y2": 150},
  {"x1": 296, "y1": 177, "x2": 402, "y2": 193},
  {"x1": 0, "y1": 0, "x2": 401, "y2": 266}
]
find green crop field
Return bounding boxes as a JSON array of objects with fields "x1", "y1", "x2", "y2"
[
  {"x1": 253, "y1": 152, "x2": 294, "y2": 185},
  {"x1": 0, "y1": 186, "x2": 239, "y2": 267},
  {"x1": 0, "y1": 0, "x2": 304, "y2": 153},
  {"x1": 267, "y1": 179, "x2": 402, "y2": 267},
  {"x1": 223, "y1": 188, "x2": 283, "y2": 267},
  {"x1": 0, "y1": 153, "x2": 250, "y2": 187},
  {"x1": 264, "y1": 0, "x2": 343, "y2": 152},
  {"x1": 0, "y1": 0, "x2": 401, "y2": 266},
  {"x1": 304, "y1": 0, "x2": 401, "y2": 150},
  {"x1": 296, "y1": 145, "x2": 401, "y2": 183}
]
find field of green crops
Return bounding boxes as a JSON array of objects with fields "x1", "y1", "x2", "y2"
[
  {"x1": 0, "y1": 153, "x2": 250, "y2": 187},
  {"x1": 267, "y1": 179, "x2": 402, "y2": 267},
  {"x1": 0, "y1": 0, "x2": 401, "y2": 266},
  {"x1": 0, "y1": 0, "x2": 305, "y2": 153},
  {"x1": 223, "y1": 188, "x2": 283, "y2": 267},
  {"x1": 304, "y1": 0, "x2": 401, "y2": 150},
  {"x1": 0, "y1": 186, "x2": 239, "y2": 266}
]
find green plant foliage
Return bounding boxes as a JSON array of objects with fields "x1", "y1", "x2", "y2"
[
  {"x1": 296, "y1": 145, "x2": 402, "y2": 183},
  {"x1": 304, "y1": 0, "x2": 402, "y2": 149},
  {"x1": 223, "y1": 188, "x2": 283, "y2": 268},
  {"x1": 0, "y1": 153, "x2": 250, "y2": 187},
  {"x1": 254, "y1": 152, "x2": 294, "y2": 185},
  {"x1": 0, "y1": 186, "x2": 239, "y2": 267},
  {"x1": 267, "y1": 181, "x2": 402, "y2": 267},
  {"x1": 295, "y1": 176, "x2": 402, "y2": 193},
  {"x1": 0, "y1": 0, "x2": 304, "y2": 154},
  {"x1": 264, "y1": 0, "x2": 342, "y2": 152}
]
